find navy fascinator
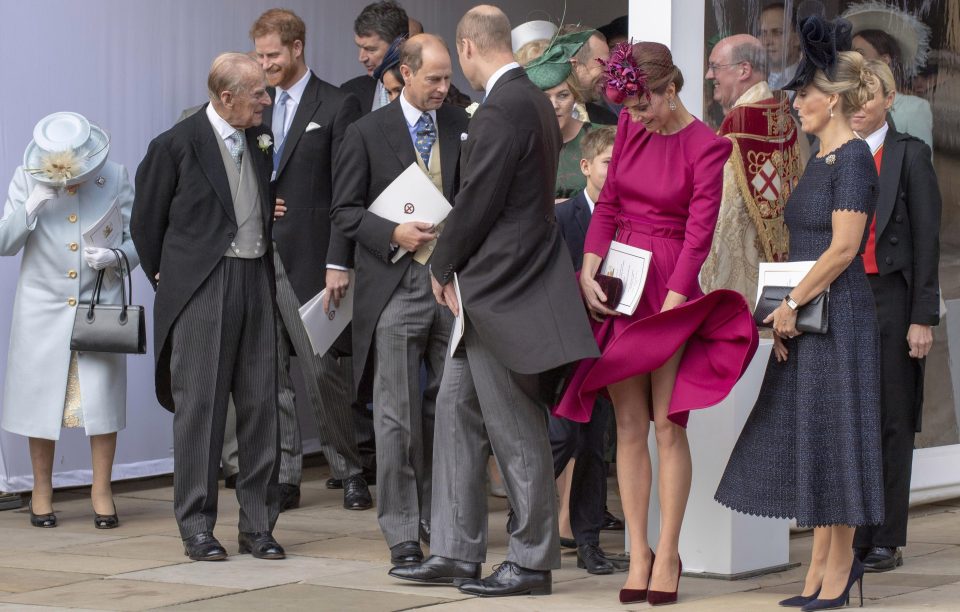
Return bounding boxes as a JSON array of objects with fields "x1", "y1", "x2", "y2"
[
  {"x1": 373, "y1": 36, "x2": 406, "y2": 82},
  {"x1": 781, "y1": 15, "x2": 853, "y2": 90}
]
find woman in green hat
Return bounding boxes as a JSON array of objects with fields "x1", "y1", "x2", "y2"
[{"x1": 519, "y1": 30, "x2": 597, "y2": 202}]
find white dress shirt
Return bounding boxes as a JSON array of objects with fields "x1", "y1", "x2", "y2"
[
  {"x1": 272, "y1": 67, "x2": 312, "y2": 142},
  {"x1": 206, "y1": 102, "x2": 239, "y2": 144},
  {"x1": 484, "y1": 61, "x2": 521, "y2": 97},
  {"x1": 860, "y1": 121, "x2": 888, "y2": 156},
  {"x1": 583, "y1": 190, "x2": 596, "y2": 214},
  {"x1": 399, "y1": 89, "x2": 438, "y2": 148}
]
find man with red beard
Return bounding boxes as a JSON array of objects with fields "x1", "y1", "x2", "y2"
[{"x1": 250, "y1": 8, "x2": 372, "y2": 512}]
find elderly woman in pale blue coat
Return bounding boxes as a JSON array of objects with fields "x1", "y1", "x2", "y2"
[{"x1": 0, "y1": 114, "x2": 138, "y2": 529}]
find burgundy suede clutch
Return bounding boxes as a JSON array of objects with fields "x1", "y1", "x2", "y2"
[{"x1": 594, "y1": 273, "x2": 624, "y2": 309}]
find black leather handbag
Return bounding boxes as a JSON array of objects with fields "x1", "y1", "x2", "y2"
[
  {"x1": 70, "y1": 249, "x2": 146, "y2": 354},
  {"x1": 753, "y1": 286, "x2": 829, "y2": 334}
]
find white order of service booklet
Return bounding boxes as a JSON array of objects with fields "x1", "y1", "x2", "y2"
[
  {"x1": 299, "y1": 271, "x2": 355, "y2": 357},
  {"x1": 601, "y1": 240, "x2": 652, "y2": 316},
  {"x1": 756, "y1": 261, "x2": 821, "y2": 306},
  {"x1": 81, "y1": 198, "x2": 122, "y2": 249},
  {"x1": 368, "y1": 163, "x2": 452, "y2": 263}
]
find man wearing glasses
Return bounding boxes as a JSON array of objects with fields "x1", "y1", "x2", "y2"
[{"x1": 701, "y1": 34, "x2": 804, "y2": 308}]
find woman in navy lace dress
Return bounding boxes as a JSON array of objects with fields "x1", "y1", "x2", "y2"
[{"x1": 715, "y1": 16, "x2": 884, "y2": 611}]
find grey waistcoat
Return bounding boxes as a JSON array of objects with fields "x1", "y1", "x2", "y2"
[{"x1": 216, "y1": 132, "x2": 266, "y2": 259}]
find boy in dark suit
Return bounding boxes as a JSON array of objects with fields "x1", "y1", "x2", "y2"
[{"x1": 555, "y1": 126, "x2": 615, "y2": 268}]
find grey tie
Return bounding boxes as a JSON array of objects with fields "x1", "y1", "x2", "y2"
[
  {"x1": 275, "y1": 90, "x2": 290, "y2": 150},
  {"x1": 229, "y1": 129, "x2": 244, "y2": 170}
]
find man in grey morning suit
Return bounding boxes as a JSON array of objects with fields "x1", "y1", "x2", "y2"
[
  {"x1": 131, "y1": 53, "x2": 284, "y2": 561},
  {"x1": 391, "y1": 6, "x2": 599, "y2": 597},
  {"x1": 252, "y1": 8, "x2": 372, "y2": 513},
  {"x1": 332, "y1": 34, "x2": 469, "y2": 567}
]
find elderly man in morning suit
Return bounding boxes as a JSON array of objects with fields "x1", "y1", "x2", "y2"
[
  {"x1": 331, "y1": 33, "x2": 469, "y2": 568},
  {"x1": 390, "y1": 6, "x2": 598, "y2": 597},
  {"x1": 132, "y1": 53, "x2": 284, "y2": 562},
  {"x1": 700, "y1": 34, "x2": 804, "y2": 308}
]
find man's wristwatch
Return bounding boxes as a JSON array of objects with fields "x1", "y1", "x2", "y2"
[{"x1": 784, "y1": 294, "x2": 799, "y2": 311}]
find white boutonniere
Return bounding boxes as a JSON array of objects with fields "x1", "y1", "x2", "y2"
[
  {"x1": 257, "y1": 134, "x2": 272, "y2": 153},
  {"x1": 465, "y1": 102, "x2": 480, "y2": 118}
]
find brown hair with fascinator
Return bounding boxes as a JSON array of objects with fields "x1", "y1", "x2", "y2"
[
  {"x1": 600, "y1": 41, "x2": 683, "y2": 104},
  {"x1": 632, "y1": 42, "x2": 684, "y2": 95}
]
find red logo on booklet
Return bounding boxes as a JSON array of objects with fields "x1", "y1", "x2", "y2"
[
  {"x1": 404, "y1": 203, "x2": 415, "y2": 214},
  {"x1": 328, "y1": 310, "x2": 336, "y2": 321}
]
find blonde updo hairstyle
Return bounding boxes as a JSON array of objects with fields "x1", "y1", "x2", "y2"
[
  {"x1": 809, "y1": 50, "x2": 880, "y2": 118},
  {"x1": 863, "y1": 59, "x2": 896, "y2": 98},
  {"x1": 515, "y1": 39, "x2": 585, "y2": 103}
]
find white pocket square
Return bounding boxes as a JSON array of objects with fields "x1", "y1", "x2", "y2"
[
  {"x1": 306, "y1": 121, "x2": 323, "y2": 132},
  {"x1": 460, "y1": 132, "x2": 468, "y2": 141}
]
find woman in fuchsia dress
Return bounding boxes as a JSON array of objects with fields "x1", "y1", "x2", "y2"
[{"x1": 555, "y1": 42, "x2": 757, "y2": 606}]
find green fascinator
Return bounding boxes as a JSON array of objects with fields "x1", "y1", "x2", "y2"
[{"x1": 524, "y1": 30, "x2": 596, "y2": 90}]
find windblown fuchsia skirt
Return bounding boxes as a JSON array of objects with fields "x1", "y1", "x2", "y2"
[{"x1": 554, "y1": 217, "x2": 759, "y2": 427}]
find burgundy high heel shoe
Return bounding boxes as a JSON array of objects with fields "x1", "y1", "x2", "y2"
[
  {"x1": 619, "y1": 549, "x2": 655, "y2": 604},
  {"x1": 647, "y1": 557, "x2": 682, "y2": 606}
]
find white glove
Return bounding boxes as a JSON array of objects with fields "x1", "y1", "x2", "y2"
[
  {"x1": 25, "y1": 184, "x2": 58, "y2": 224},
  {"x1": 83, "y1": 247, "x2": 118, "y2": 270}
]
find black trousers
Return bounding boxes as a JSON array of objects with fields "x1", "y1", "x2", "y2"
[
  {"x1": 854, "y1": 273, "x2": 922, "y2": 549},
  {"x1": 549, "y1": 397, "x2": 612, "y2": 547},
  {"x1": 170, "y1": 257, "x2": 280, "y2": 538}
]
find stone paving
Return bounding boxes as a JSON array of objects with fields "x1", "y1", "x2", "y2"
[{"x1": 1, "y1": 465, "x2": 958, "y2": 610}]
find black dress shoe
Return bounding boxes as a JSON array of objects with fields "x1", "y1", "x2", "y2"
[
  {"x1": 343, "y1": 475, "x2": 372, "y2": 510},
  {"x1": 278, "y1": 483, "x2": 301, "y2": 512},
  {"x1": 183, "y1": 532, "x2": 227, "y2": 561},
  {"x1": 238, "y1": 531, "x2": 285, "y2": 559},
  {"x1": 577, "y1": 543, "x2": 615, "y2": 575},
  {"x1": 419, "y1": 519, "x2": 431, "y2": 545},
  {"x1": 328, "y1": 467, "x2": 377, "y2": 489},
  {"x1": 560, "y1": 537, "x2": 577, "y2": 549},
  {"x1": 224, "y1": 474, "x2": 238, "y2": 489},
  {"x1": 389, "y1": 554, "x2": 481, "y2": 584},
  {"x1": 458, "y1": 561, "x2": 551, "y2": 597},
  {"x1": 390, "y1": 540, "x2": 423, "y2": 566},
  {"x1": 863, "y1": 546, "x2": 903, "y2": 572},
  {"x1": 601, "y1": 509, "x2": 625, "y2": 531}
]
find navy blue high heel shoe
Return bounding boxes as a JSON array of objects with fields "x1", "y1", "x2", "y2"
[
  {"x1": 778, "y1": 587, "x2": 820, "y2": 607},
  {"x1": 800, "y1": 558, "x2": 864, "y2": 611}
]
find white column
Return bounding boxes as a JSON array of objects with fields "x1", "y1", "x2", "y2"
[{"x1": 629, "y1": 0, "x2": 705, "y2": 117}]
